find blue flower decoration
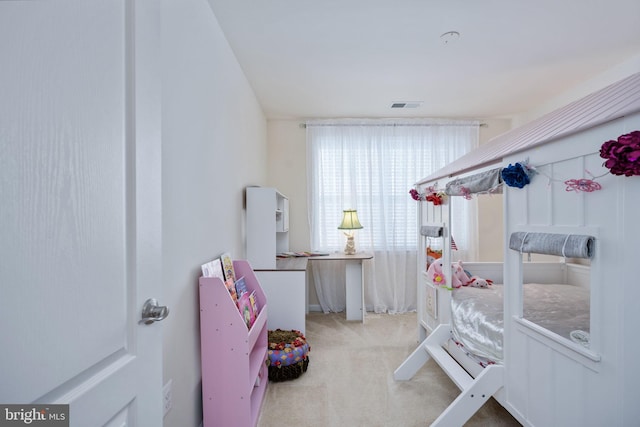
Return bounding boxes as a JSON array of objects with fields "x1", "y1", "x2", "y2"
[{"x1": 501, "y1": 163, "x2": 531, "y2": 188}]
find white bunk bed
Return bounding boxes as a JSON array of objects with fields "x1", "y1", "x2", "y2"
[{"x1": 395, "y1": 72, "x2": 640, "y2": 427}]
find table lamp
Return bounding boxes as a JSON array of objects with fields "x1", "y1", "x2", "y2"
[{"x1": 337, "y1": 209, "x2": 363, "y2": 255}]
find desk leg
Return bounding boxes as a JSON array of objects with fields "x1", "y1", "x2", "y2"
[{"x1": 345, "y1": 260, "x2": 364, "y2": 322}]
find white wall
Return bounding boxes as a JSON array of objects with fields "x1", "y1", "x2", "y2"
[
  {"x1": 267, "y1": 121, "x2": 309, "y2": 251},
  {"x1": 512, "y1": 53, "x2": 640, "y2": 126},
  {"x1": 477, "y1": 119, "x2": 511, "y2": 262},
  {"x1": 161, "y1": 1, "x2": 267, "y2": 426}
]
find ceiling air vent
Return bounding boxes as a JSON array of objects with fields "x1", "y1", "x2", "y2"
[{"x1": 391, "y1": 102, "x2": 423, "y2": 109}]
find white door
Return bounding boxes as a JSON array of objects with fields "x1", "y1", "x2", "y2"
[{"x1": 0, "y1": 1, "x2": 163, "y2": 426}]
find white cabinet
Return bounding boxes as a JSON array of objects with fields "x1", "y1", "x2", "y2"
[
  {"x1": 256, "y1": 267, "x2": 306, "y2": 335},
  {"x1": 246, "y1": 187, "x2": 289, "y2": 269},
  {"x1": 247, "y1": 188, "x2": 307, "y2": 333}
]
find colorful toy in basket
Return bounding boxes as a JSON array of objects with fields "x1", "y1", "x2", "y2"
[{"x1": 267, "y1": 329, "x2": 310, "y2": 382}]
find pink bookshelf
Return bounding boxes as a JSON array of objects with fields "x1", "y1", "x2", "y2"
[{"x1": 199, "y1": 260, "x2": 268, "y2": 427}]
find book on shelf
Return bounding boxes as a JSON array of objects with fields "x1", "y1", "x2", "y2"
[
  {"x1": 201, "y1": 257, "x2": 224, "y2": 279},
  {"x1": 201, "y1": 253, "x2": 258, "y2": 328},
  {"x1": 248, "y1": 291, "x2": 259, "y2": 327},
  {"x1": 225, "y1": 278, "x2": 238, "y2": 303},
  {"x1": 234, "y1": 276, "x2": 248, "y2": 298},
  {"x1": 237, "y1": 292, "x2": 253, "y2": 329},
  {"x1": 202, "y1": 256, "x2": 238, "y2": 303},
  {"x1": 220, "y1": 252, "x2": 236, "y2": 282}
]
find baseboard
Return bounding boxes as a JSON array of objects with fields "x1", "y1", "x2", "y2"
[{"x1": 308, "y1": 304, "x2": 322, "y2": 312}]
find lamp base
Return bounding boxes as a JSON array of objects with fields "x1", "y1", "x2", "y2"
[{"x1": 344, "y1": 236, "x2": 356, "y2": 255}]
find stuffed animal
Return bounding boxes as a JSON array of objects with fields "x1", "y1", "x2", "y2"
[
  {"x1": 467, "y1": 276, "x2": 494, "y2": 288},
  {"x1": 426, "y1": 259, "x2": 447, "y2": 286},
  {"x1": 456, "y1": 260, "x2": 494, "y2": 288},
  {"x1": 427, "y1": 259, "x2": 472, "y2": 288},
  {"x1": 427, "y1": 259, "x2": 495, "y2": 289},
  {"x1": 451, "y1": 260, "x2": 471, "y2": 288}
]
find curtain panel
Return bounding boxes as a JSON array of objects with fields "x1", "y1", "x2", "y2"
[{"x1": 306, "y1": 118, "x2": 479, "y2": 314}]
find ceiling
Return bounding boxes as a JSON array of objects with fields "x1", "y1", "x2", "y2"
[{"x1": 208, "y1": 0, "x2": 640, "y2": 120}]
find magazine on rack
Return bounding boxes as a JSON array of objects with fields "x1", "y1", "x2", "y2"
[
  {"x1": 234, "y1": 276, "x2": 248, "y2": 298},
  {"x1": 202, "y1": 256, "x2": 237, "y2": 303},
  {"x1": 201, "y1": 257, "x2": 224, "y2": 279},
  {"x1": 248, "y1": 291, "x2": 259, "y2": 327},
  {"x1": 237, "y1": 292, "x2": 253, "y2": 329},
  {"x1": 220, "y1": 252, "x2": 236, "y2": 283}
]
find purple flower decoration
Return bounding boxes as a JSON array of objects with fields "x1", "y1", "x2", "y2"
[
  {"x1": 600, "y1": 130, "x2": 640, "y2": 176},
  {"x1": 501, "y1": 162, "x2": 531, "y2": 188},
  {"x1": 409, "y1": 188, "x2": 424, "y2": 201}
]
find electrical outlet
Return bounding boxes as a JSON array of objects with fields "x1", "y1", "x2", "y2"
[{"x1": 163, "y1": 379, "x2": 172, "y2": 417}]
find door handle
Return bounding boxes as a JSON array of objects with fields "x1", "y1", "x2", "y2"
[{"x1": 141, "y1": 298, "x2": 169, "y2": 324}]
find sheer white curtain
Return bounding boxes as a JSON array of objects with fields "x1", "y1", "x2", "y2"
[{"x1": 306, "y1": 118, "x2": 479, "y2": 314}]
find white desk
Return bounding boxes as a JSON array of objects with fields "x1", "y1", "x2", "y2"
[
  {"x1": 308, "y1": 252, "x2": 373, "y2": 322},
  {"x1": 256, "y1": 252, "x2": 373, "y2": 332}
]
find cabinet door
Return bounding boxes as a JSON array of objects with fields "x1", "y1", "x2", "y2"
[{"x1": 256, "y1": 270, "x2": 306, "y2": 334}]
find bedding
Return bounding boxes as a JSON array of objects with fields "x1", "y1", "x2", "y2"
[{"x1": 451, "y1": 283, "x2": 590, "y2": 363}]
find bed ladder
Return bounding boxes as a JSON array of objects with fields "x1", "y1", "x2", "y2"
[{"x1": 394, "y1": 324, "x2": 504, "y2": 427}]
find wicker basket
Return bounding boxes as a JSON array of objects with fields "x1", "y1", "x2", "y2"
[{"x1": 267, "y1": 329, "x2": 310, "y2": 382}]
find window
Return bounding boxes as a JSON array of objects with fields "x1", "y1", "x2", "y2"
[
  {"x1": 510, "y1": 231, "x2": 595, "y2": 354},
  {"x1": 305, "y1": 118, "x2": 480, "y2": 314},
  {"x1": 307, "y1": 119, "x2": 480, "y2": 252}
]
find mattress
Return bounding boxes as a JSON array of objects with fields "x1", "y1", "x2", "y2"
[{"x1": 450, "y1": 283, "x2": 590, "y2": 364}]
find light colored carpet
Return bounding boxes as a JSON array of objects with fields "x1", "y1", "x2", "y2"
[{"x1": 258, "y1": 312, "x2": 521, "y2": 427}]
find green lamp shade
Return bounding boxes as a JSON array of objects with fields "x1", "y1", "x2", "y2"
[{"x1": 338, "y1": 209, "x2": 363, "y2": 230}]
